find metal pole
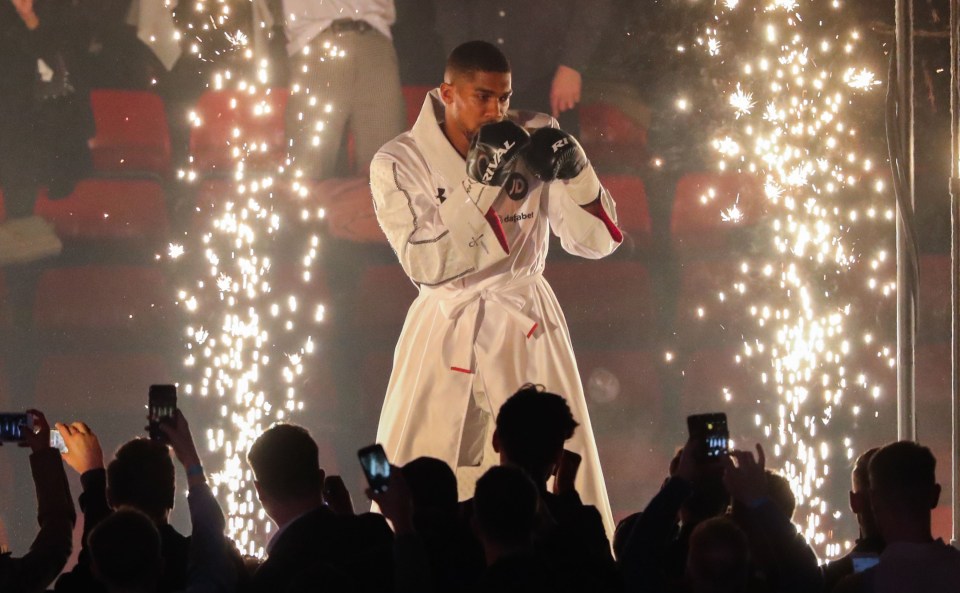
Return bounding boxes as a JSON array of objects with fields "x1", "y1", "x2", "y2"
[
  {"x1": 949, "y1": 0, "x2": 960, "y2": 548},
  {"x1": 895, "y1": 0, "x2": 917, "y2": 442}
]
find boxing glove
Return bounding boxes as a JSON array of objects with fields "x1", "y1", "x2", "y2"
[
  {"x1": 524, "y1": 127, "x2": 588, "y2": 182},
  {"x1": 466, "y1": 120, "x2": 531, "y2": 186}
]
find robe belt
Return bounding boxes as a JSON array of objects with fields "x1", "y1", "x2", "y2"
[{"x1": 426, "y1": 275, "x2": 542, "y2": 374}]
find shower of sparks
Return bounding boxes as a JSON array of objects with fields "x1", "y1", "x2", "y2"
[
  {"x1": 694, "y1": 1, "x2": 892, "y2": 557},
  {"x1": 172, "y1": 1, "x2": 332, "y2": 558},
  {"x1": 168, "y1": 243, "x2": 185, "y2": 259}
]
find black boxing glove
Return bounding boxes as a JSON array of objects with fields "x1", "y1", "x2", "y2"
[
  {"x1": 466, "y1": 120, "x2": 531, "y2": 186},
  {"x1": 524, "y1": 127, "x2": 589, "y2": 182}
]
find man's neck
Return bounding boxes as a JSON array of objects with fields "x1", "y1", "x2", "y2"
[
  {"x1": 271, "y1": 496, "x2": 324, "y2": 530},
  {"x1": 882, "y1": 521, "x2": 934, "y2": 545},
  {"x1": 441, "y1": 120, "x2": 470, "y2": 158}
]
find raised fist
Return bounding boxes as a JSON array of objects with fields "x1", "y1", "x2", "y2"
[
  {"x1": 524, "y1": 127, "x2": 588, "y2": 182},
  {"x1": 466, "y1": 120, "x2": 530, "y2": 187}
]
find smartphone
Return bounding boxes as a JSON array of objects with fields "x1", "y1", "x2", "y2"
[
  {"x1": 357, "y1": 444, "x2": 391, "y2": 494},
  {"x1": 852, "y1": 553, "x2": 880, "y2": 573},
  {"x1": 148, "y1": 384, "x2": 177, "y2": 441},
  {"x1": 50, "y1": 430, "x2": 68, "y2": 453},
  {"x1": 0, "y1": 413, "x2": 32, "y2": 442},
  {"x1": 687, "y1": 413, "x2": 729, "y2": 460}
]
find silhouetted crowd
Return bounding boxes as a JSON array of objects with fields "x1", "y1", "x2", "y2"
[{"x1": 2, "y1": 383, "x2": 959, "y2": 593}]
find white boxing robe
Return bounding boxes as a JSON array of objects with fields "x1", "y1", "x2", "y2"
[{"x1": 370, "y1": 89, "x2": 622, "y2": 538}]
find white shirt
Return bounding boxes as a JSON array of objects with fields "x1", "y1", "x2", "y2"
[{"x1": 282, "y1": 0, "x2": 395, "y2": 56}]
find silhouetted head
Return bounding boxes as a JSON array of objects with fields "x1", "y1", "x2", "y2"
[
  {"x1": 494, "y1": 383, "x2": 578, "y2": 485},
  {"x1": 850, "y1": 447, "x2": 880, "y2": 539},
  {"x1": 248, "y1": 424, "x2": 324, "y2": 522},
  {"x1": 686, "y1": 517, "x2": 750, "y2": 593},
  {"x1": 402, "y1": 456, "x2": 459, "y2": 530},
  {"x1": 107, "y1": 438, "x2": 175, "y2": 524},
  {"x1": 764, "y1": 470, "x2": 796, "y2": 520},
  {"x1": 474, "y1": 465, "x2": 539, "y2": 550},
  {"x1": 869, "y1": 441, "x2": 940, "y2": 539},
  {"x1": 89, "y1": 508, "x2": 163, "y2": 593}
]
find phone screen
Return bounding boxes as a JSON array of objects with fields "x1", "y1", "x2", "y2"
[
  {"x1": 687, "y1": 413, "x2": 729, "y2": 459},
  {"x1": 358, "y1": 444, "x2": 391, "y2": 494},
  {"x1": 148, "y1": 385, "x2": 177, "y2": 441},
  {"x1": 0, "y1": 413, "x2": 31, "y2": 442},
  {"x1": 852, "y1": 555, "x2": 880, "y2": 573}
]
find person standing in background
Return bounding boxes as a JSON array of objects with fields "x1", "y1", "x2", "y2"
[{"x1": 256, "y1": 0, "x2": 406, "y2": 179}]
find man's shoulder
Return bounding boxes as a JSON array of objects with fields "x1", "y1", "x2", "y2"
[{"x1": 374, "y1": 130, "x2": 423, "y2": 164}]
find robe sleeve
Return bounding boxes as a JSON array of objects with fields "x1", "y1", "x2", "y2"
[
  {"x1": 371, "y1": 154, "x2": 509, "y2": 287},
  {"x1": 545, "y1": 166, "x2": 623, "y2": 260}
]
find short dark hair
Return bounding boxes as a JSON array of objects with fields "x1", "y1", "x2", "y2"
[
  {"x1": 687, "y1": 517, "x2": 750, "y2": 591},
  {"x1": 248, "y1": 423, "x2": 323, "y2": 501},
  {"x1": 869, "y1": 441, "x2": 937, "y2": 515},
  {"x1": 764, "y1": 470, "x2": 796, "y2": 520},
  {"x1": 496, "y1": 384, "x2": 578, "y2": 479},
  {"x1": 107, "y1": 438, "x2": 175, "y2": 519},
  {"x1": 852, "y1": 447, "x2": 879, "y2": 492},
  {"x1": 445, "y1": 40, "x2": 511, "y2": 82},
  {"x1": 402, "y1": 457, "x2": 458, "y2": 518},
  {"x1": 474, "y1": 465, "x2": 539, "y2": 547},
  {"x1": 89, "y1": 509, "x2": 162, "y2": 592}
]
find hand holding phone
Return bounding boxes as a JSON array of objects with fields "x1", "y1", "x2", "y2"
[
  {"x1": 358, "y1": 444, "x2": 391, "y2": 494},
  {"x1": 148, "y1": 385, "x2": 177, "y2": 442},
  {"x1": 686, "y1": 413, "x2": 729, "y2": 462},
  {"x1": 553, "y1": 449, "x2": 582, "y2": 495}
]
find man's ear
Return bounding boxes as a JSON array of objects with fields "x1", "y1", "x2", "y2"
[
  {"x1": 440, "y1": 81, "x2": 456, "y2": 106},
  {"x1": 849, "y1": 490, "x2": 862, "y2": 514},
  {"x1": 253, "y1": 480, "x2": 264, "y2": 502},
  {"x1": 492, "y1": 428, "x2": 501, "y2": 453},
  {"x1": 931, "y1": 483, "x2": 942, "y2": 509},
  {"x1": 105, "y1": 486, "x2": 115, "y2": 510}
]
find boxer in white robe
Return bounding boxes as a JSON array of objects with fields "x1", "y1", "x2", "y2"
[{"x1": 369, "y1": 41, "x2": 623, "y2": 537}]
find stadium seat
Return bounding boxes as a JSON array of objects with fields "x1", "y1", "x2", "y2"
[
  {"x1": 402, "y1": 85, "x2": 433, "y2": 129},
  {"x1": 670, "y1": 172, "x2": 765, "y2": 257},
  {"x1": 673, "y1": 258, "x2": 769, "y2": 347},
  {"x1": 599, "y1": 175, "x2": 651, "y2": 248},
  {"x1": 88, "y1": 90, "x2": 172, "y2": 178},
  {"x1": 354, "y1": 263, "x2": 418, "y2": 336},
  {"x1": 676, "y1": 347, "x2": 761, "y2": 421},
  {"x1": 189, "y1": 89, "x2": 289, "y2": 175},
  {"x1": 544, "y1": 259, "x2": 655, "y2": 348},
  {"x1": 579, "y1": 101, "x2": 648, "y2": 172},
  {"x1": 34, "y1": 179, "x2": 169, "y2": 244},
  {"x1": 310, "y1": 177, "x2": 381, "y2": 243},
  {"x1": 32, "y1": 265, "x2": 171, "y2": 343}
]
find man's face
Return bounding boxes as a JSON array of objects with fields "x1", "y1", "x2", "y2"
[{"x1": 441, "y1": 70, "x2": 513, "y2": 139}]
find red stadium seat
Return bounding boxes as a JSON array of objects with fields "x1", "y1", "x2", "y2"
[
  {"x1": 402, "y1": 85, "x2": 433, "y2": 129},
  {"x1": 544, "y1": 259, "x2": 655, "y2": 347},
  {"x1": 599, "y1": 175, "x2": 651, "y2": 247},
  {"x1": 355, "y1": 264, "x2": 418, "y2": 335},
  {"x1": 88, "y1": 90, "x2": 172, "y2": 178},
  {"x1": 579, "y1": 101, "x2": 648, "y2": 172},
  {"x1": 189, "y1": 89, "x2": 289, "y2": 175},
  {"x1": 670, "y1": 172, "x2": 765, "y2": 257},
  {"x1": 34, "y1": 179, "x2": 169, "y2": 243},
  {"x1": 32, "y1": 265, "x2": 171, "y2": 337},
  {"x1": 673, "y1": 258, "x2": 769, "y2": 347},
  {"x1": 310, "y1": 177, "x2": 381, "y2": 243}
]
